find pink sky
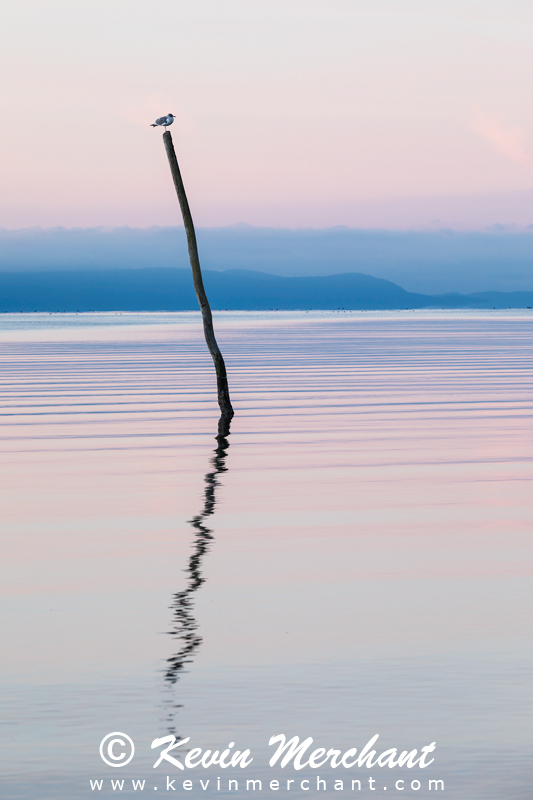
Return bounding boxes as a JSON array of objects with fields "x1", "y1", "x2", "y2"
[{"x1": 1, "y1": 0, "x2": 532, "y2": 229}]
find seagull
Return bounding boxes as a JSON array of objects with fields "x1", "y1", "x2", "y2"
[{"x1": 150, "y1": 113, "x2": 175, "y2": 130}]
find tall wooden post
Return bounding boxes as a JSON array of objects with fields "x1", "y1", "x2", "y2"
[{"x1": 162, "y1": 130, "x2": 234, "y2": 421}]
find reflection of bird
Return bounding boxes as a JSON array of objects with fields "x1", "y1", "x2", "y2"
[{"x1": 150, "y1": 113, "x2": 175, "y2": 130}]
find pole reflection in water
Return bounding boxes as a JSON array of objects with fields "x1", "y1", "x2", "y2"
[{"x1": 164, "y1": 414, "x2": 232, "y2": 733}]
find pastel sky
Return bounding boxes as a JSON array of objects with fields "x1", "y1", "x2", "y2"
[{"x1": 1, "y1": 0, "x2": 533, "y2": 229}]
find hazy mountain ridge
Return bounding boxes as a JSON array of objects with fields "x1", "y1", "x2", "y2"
[
  {"x1": 0, "y1": 268, "x2": 532, "y2": 312},
  {"x1": 2, "y1": 226, "x2": 533, "y2": 295}
]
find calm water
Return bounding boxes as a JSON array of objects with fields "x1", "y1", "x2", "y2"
[{"x1": 0, "y1": 311, "x2": 531, "y2": 799}]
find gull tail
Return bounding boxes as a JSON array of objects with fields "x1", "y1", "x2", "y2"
[{"x1": 150, "y1": 123, "x2": 157, "y2": 127}]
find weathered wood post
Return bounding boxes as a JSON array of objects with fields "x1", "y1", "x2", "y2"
[{"x1": 162, "y1": 130, "x2": 234, "y2": 421}]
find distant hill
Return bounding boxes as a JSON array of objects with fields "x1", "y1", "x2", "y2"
[{"x1": 0, "y1": 268, "x2": 532, "y2": 312}]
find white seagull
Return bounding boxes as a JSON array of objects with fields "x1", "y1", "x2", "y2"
[{"x1": 150, "y1": 113, "x2": 175, "y2": 130}]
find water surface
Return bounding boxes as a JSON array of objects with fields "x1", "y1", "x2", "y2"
[{"x1": 0, "y1": 311, "x2": 531, "y2": 798}]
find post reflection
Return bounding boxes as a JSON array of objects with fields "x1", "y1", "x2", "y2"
[{"x1": 163, "y1": 414, "x2": 232, "y2": 731}]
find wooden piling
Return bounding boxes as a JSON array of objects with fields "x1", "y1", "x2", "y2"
[{"x1": 162, "y1": 130, "x2": 234, "y2": 421}]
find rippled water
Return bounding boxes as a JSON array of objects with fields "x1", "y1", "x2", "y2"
[{"x1": 0, "y1": 311, "x2": 531, "y2": 799}]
